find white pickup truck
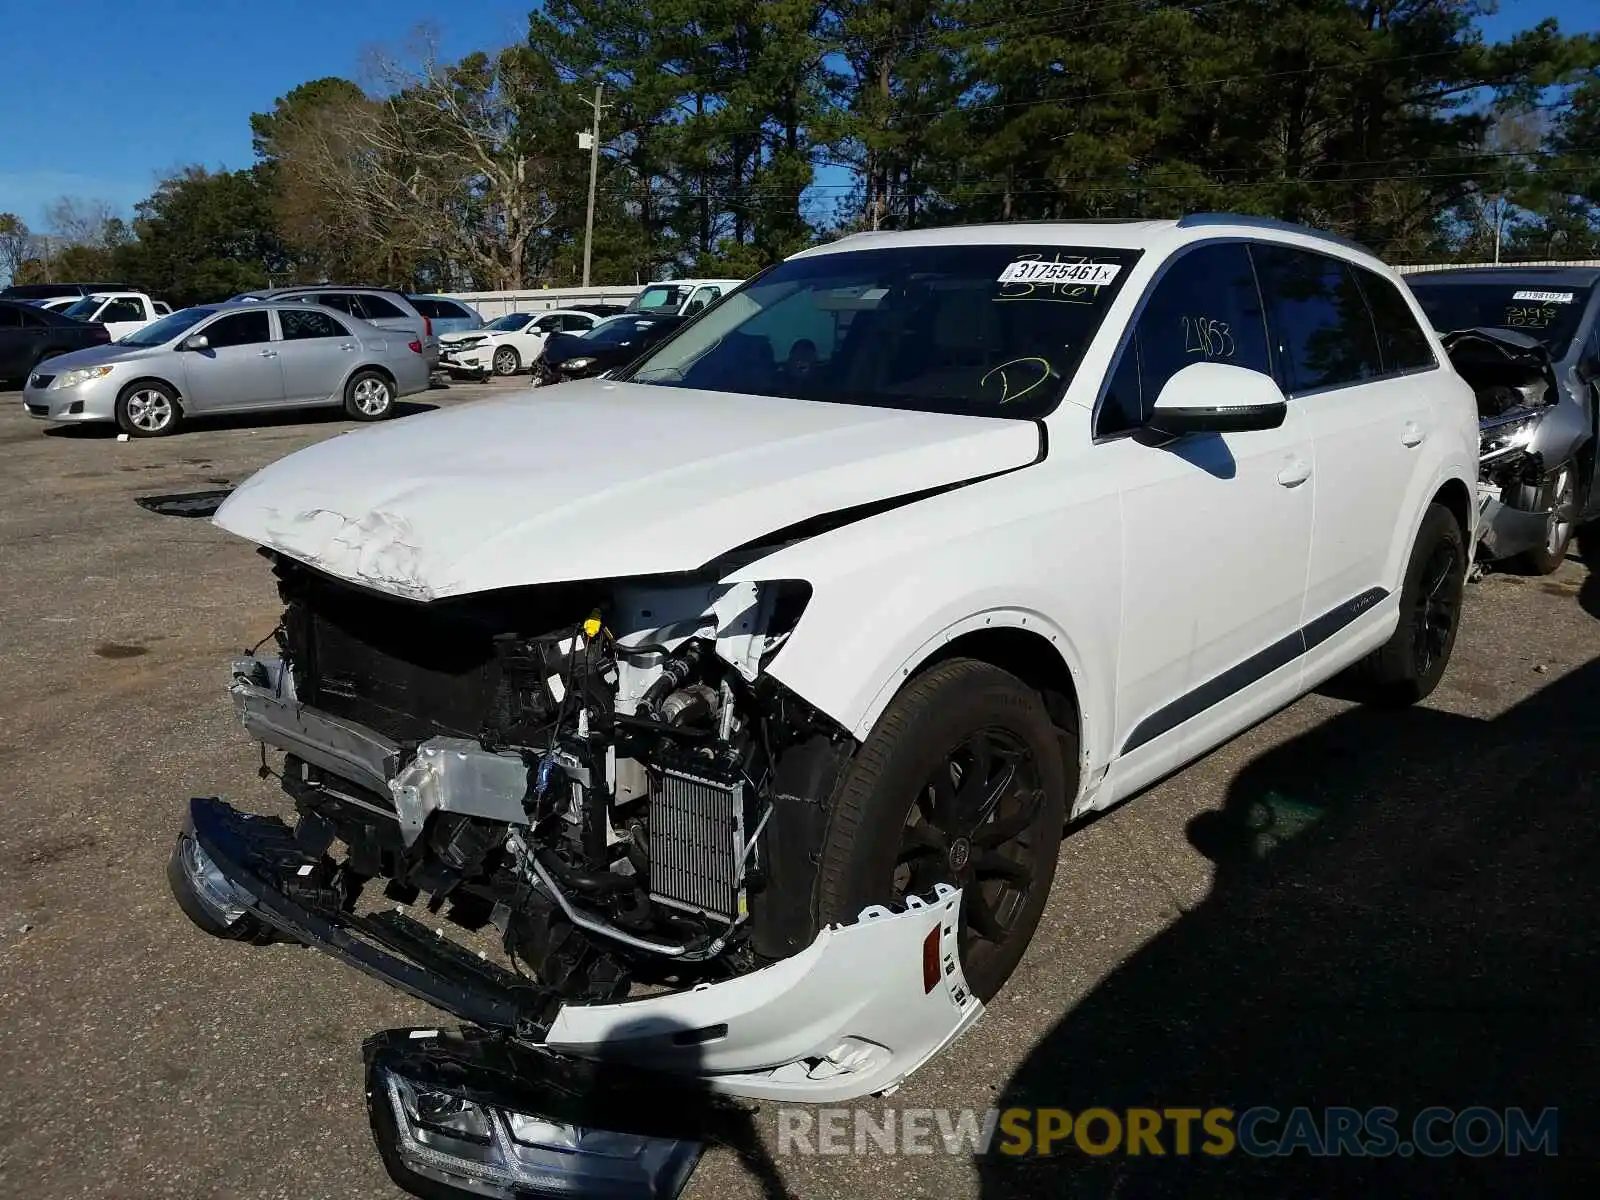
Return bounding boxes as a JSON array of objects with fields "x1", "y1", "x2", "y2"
[{"x1": 60, "y1": 292, "x2": 172, "y2": 340}]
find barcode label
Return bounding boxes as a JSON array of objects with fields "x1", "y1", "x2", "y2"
[{"x1": 999, "y1": 260, "x2": 1121, "y2": 286}]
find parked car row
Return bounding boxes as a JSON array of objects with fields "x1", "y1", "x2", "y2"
[{"x1": 11, "y1": 258, "x2": 1597, "y2": 589}]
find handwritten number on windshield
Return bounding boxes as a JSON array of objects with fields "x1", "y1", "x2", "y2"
[{"x1": 1182, "y1": 316, "x2": 1235, "y2": 359}]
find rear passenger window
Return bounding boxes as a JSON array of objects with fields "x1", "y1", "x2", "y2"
[
  {"x1": 1251, "y1": 245, "x2": 1383, "y2": 394},
  {"x1": 560, "y1": 314, "x2": 593, "y2": 332},
  {"x1": 1357, "y1": 270, "x2": 1436, "y2": 373},
  {"x1": 316, "y1": 294, "x2": 361, "y2": 316},
  {"x1": 281, "y1": 309, "x2": 348, "y2": 340},
  {"x1": 359, "y1": 294, "x2": 406, "y2": 319},
  {"x1": 1095, "y1": 242, "x2": 1273, "y2": 436}
]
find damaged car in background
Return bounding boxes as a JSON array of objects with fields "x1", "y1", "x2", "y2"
[
  {"x1": 1408, "y1": 267, "x2": 1600, "y2": 573},
  {"x1": 169, "y1": 216, "x2": 1481, "y2": 1199}
]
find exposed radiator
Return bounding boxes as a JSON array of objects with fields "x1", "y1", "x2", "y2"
[{"x1": 647, "y1": 756, "x2": 745, "y2": 922}]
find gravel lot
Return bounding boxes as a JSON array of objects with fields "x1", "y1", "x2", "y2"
[{"x1": 1, "y1": 379, "x2": 1596, "y2": 1198}]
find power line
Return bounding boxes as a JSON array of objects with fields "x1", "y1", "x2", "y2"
[{"x1": 589, "y1": 147, "x2": 1598, "y2": 200}]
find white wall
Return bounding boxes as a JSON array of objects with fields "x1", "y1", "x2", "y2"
[
  {"x1": 1395, "y1": 259, "x2": 1600, "y2": 274},
  {"x1": 443, "y1": 285, "x2": 645, "y2": 319}
]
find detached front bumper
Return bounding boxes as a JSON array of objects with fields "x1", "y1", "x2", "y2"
[{"x1": 178, "y1": 789, "x2": 983, "y2": 1104}]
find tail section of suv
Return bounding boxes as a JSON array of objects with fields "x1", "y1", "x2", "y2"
[{"x1": 232, "y1": 286, "x2": 440, "y2": 369}]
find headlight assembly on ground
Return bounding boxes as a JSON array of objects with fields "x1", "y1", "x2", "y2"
[{"x1": 363, "y1": 1028, "x2": 717, "y2": 1200}]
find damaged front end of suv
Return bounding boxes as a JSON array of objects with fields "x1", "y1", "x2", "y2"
[
  {"x1": 174, "y1": 552, "x2": 980, "y2": 1194},
  {"x1": 165, "y1": 394, "x2": 1027, "y2": 1195},
  {"x1": 1440, "y1": 327, "x2": 1588, "y2": 567}
]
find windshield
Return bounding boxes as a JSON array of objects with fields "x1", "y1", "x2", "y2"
[
  {"x1": 486, "y1": 313, "x2": 531, "y2": 332},
  {"x1": 118, "y1": 307, "x2": 215, "y2": 347},
  {"x1": 628, "y1": 285, "x2": 690, "y2": 314},
  {"x1": 619, "y1": 244, "x2": 1140, "y2": 417},
  {"x1": 583, "y1": 316, "x2": 675, "y2": 346},
  {"x1": 63, "y1": 296, "x2": 104, "y2": 320},
  {"x1": 1408, "y1": 281, "x2": 1591, "y2": 355}
]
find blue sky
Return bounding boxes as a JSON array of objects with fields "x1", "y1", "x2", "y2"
[{"x1": 0, "y1": 0, "x2": 1588, "y2": 230}]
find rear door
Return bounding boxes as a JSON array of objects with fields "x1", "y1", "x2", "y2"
[
  {"x1": 179, "y1": 309, "x2": 284, "y2": 410},
  {"x1": 277, "y1": 307, "x2": 359, "y2": 402},
  {"x1": 1251, "y1": 244, "x2": 1436, "y2": 665}
]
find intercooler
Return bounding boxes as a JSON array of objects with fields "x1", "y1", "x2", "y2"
[{"x1": 647, "y1": 756, "x2": 746, "y2": 922}]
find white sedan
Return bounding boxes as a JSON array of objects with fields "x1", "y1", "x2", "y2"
[{"x1": 437, "y1": 308, "x2": 605, "y2": 378}]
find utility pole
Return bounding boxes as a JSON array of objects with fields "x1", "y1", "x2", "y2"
[{"x1": 579, "y1": 83, "x2": 607, "y2": 288}]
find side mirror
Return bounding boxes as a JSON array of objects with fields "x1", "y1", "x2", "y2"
[
  {"x1": 180, "y1": 333, "x2": 210, "y2": 352},
  {"x1": 1139, "y1": 361, "x2": 1288, "y2": 444}
]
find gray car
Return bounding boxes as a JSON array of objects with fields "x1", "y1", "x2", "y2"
[
  {"x1": 1408, "y1": 267, "x2": 1600, "y2": 573},
  {"x1": 231, "y1": 285, "x2": 442, "y2": 369},
  {"x1": 21, "y1": 301, "x2": 431, "y2": 437}
]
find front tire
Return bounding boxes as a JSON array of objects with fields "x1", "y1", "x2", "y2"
[
  {"x1": 814, "y1": 658, "x2": 1070, "y2": 1002},
  {"x1": 1350, "y1": 502, "x2": 1467, "y2": 706},
  {"x1": 115, "y1": 381, "x2": 181, "y2": 437},
  {"x1": 493, "y1": 345, "x2": 521, "y2": 376},
  {"x1": 343, "y1": 370, "x2": 395, "y2": 421}
]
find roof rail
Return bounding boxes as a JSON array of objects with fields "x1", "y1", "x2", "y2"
[{"x1": 1176, "y1": 212, "x2": 1377, "y2": 259}]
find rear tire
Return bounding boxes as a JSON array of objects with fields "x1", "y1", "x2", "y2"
[
  {"x1": 115, "y1": 381, "x2": 181, "y2": 437},
  {"x1": 814, "y1": 658, "x2": 1070, "y2": 1003},
  {"x1": 1349, "y1": 502, "x2": 1467, "y2": 706},
  {"x1": 343, "y1": 370, "x2": 395, "y2": 421}
]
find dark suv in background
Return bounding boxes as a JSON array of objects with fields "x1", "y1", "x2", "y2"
[{"x1": 0, "y1": 281, "x2": 135, "y2": 302}]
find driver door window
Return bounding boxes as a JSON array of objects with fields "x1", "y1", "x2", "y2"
[{"x1": 1096, "y1": 242, "x2": 1273, "y2": 438}]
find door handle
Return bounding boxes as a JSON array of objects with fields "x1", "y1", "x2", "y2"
[
  {"x1": 1277, "y1": 456, "x2": 1312, "y2": 488},
  {"x1": 340, "y1": 343, "x2": 357, "y2": 352},
  {"x1": 1401, "y1": 422, "x2": 1425, "y2": 447},
  {"x1": 258, "y1": 349, "x2": 278, "y2": 358}
]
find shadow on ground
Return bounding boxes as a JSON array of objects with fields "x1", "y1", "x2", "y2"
[
  {"x1": 978, "y1": 653, "x2": 1600, "y2": 1196},
  {"x1": 42, "y1": 400, "x2": 440, "y2": 439}
]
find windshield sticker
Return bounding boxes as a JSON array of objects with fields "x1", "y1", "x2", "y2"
[
  {"x1": 999, "y1": 259, "x2": 1121, "y2": 287},
  {"x1": 1511, "y1": 290, "x2": 1574, "y2": 304}
]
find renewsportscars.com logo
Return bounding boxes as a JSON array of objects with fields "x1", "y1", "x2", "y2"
[{"x1": 777, "y1": 1105, "x2": 1559, "y2": 1159}]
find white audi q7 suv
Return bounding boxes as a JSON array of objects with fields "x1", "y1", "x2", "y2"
[{"x1": 170, "y1": 215, "x2": 1479, "y2": 1187}]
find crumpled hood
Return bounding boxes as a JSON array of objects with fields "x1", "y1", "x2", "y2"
[{"x1": 212, "y1": 380, "x2": 1041, "y2": 600}]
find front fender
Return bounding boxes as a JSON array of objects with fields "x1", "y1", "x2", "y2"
[{"x1": 724, "y1": 471, "x2": 1121, "y2": 782}]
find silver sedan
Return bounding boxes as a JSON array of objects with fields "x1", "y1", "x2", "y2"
[{"x1": 21, "y1": 301, "x2": 432, "y2": 437}]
